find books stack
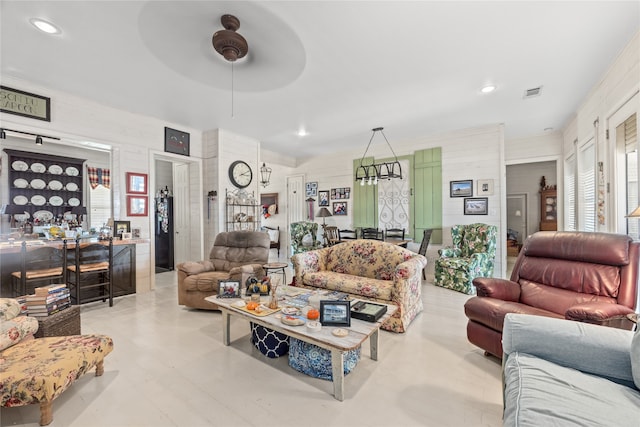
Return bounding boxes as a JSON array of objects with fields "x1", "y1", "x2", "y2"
[{"x1": 27, "y1": 284, "x2": 71, "y2": 318}]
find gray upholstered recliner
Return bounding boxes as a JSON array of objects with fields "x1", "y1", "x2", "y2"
[{"x1": 177, "y1": 231, "x2": 270, "y2": 310}]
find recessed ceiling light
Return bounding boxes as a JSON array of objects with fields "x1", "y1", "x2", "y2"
[
  {"x1": 29, "y1": 18, "x2": 61, "y2": 35},
  {"x1": 480, "y1": 85, "x2": 496, "y2": 94},
  {"x1": 297, "y1": 129, "x2": 308, "y2": 137}
]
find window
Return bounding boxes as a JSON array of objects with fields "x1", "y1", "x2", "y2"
[
  {"x1": 564, "y1": 153, "x2": 576, "y2": 231},
  {"x1": 577, "y1": 139, "x2": 595, "y2": 231},
  {"x1": 89, "y1": 185, "x2": 111, "y2": 231}
]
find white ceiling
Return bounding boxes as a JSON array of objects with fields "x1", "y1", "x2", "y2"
[{"x1": 1, "y1": 1, "x2": 638, "y2": 159}]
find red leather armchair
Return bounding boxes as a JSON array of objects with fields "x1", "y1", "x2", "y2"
[{"x1": 464, "y1": 231, "x2": 639, "y2": 358}]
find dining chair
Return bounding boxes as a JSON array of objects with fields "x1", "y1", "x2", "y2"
[
  {"x1": 338, "y1": 229, "x2": 358, "y2": 240},
  {"x1": 418, "y1": 229, "x2": 433, "y2": 279},
  {"x1": 323, "y1": 226, "x2": 341, "y2": 246},
  {"x1": 67, "y1": 237, "x2": 113, "y2": 306},
  {"x1": 361, "y1": 228, "x2": 384, "y2": 240},
  {"x1": 385, "y1": 228, "x2": 405, "y2": 240},
  {"x1": 11, "y1": 241, "x2": 68, "y2": 296}
]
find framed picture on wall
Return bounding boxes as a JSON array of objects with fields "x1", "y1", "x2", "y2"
[
  {"x1": 318, "y1": 190, "x2": 329, "y2": 206},
  {"x1": 126, "y1": 172, "x2": 147, "y2": 194},
  {"x1": 305, "y1": 181, "x2": 318, "y2": 197},
  {"x1": 464, "y1": 197, "x2": 488, "y2": 215},
  {"x1": 477, "y1": 179, "x2": 494, "y2": 196},
  {"x1": 164, "y1": 127, "x2": 190, "y2": 156},
  {"x1": 113, "y1": 220, "x2": 131, "y2": 236},
  {"x1": 450, "y1": 180, "x2": 473, "y2": 197},
  {"x1": 127, "y1": 195, "x2": 148, "y2": 216},
  {"x1": 333, "y1": 202, "x2": 347, "y2": 215}
]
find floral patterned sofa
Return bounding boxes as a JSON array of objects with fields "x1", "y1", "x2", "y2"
[
  {"x1": 0, "y1": 298, "x2": 113, "y2": 426},
  {"x1": 434, "y1": 223, "x2": 497, "y2": 294},
  {"x1": 291, "y1": 240, "x2": 427, "y2": 333}
]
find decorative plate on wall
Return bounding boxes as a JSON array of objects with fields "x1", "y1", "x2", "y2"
[
  {"x1": 30, "y1": 179, "x2": 46, "y2": 190},
  {"x1": 31, "y1": 195, "x2": 46, "y2": 206},
  {"x1": 65, "y1": 182, "x2": 79, "y2": 191},
  {"x1": 13, "y1": 195, "x2": 28, "y2": 205},
  {"x1": 30, "y1": 163, "x2": 46, "y2": 173},
  {"x1": 65, "y1": 166, "x2": 79, "y2": 176},
  {"x1": 48, "y1": 165, "x2": 63, "y2": 175},
  {"x1": 68, "y1": 197, "x2": 81, "y2": 207},
  {"x1": 11, "y1": 160, "x2": 28, "y2": 171},
  {"x1": 13, "y1": 178, "x2": 28, "y2": 188},
  {"x1": 48, "y1": 180, "x2": 63, "y2": 190},
  {"x1": 33, "y1": 210, "x2": 54, "y2": 222},
  {"x1": 49, "y1": 196, "x2": 64, "y2": 206}
]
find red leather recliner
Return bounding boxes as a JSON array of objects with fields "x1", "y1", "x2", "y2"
[{"x1": 464, "y1": 231, "x2": 639, "y2": 358}]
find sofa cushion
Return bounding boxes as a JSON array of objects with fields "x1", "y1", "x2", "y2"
[
  {"x1": 303, "y1": 271, "x2": 394, "y2": 301},
  {"x1": 323, "y1": 240, "x2": 411, "y2": 280},
  {"x1": 519, "y1": 281, "x2": 617, "y2": 316},
  {"x1": 0, "y1": 315, "x2": 39, "y2": 351},
  {"x1": 464, "y1": 297, "x2": 562, "y2": 332},
  {"x1": 632, "y1": 328, "x2": 640, "y2": 389},
  {"x1": 0, "y1": 298, "x2": 21, "y2": 321},
  {"x1": 504, "y1": 352, "x2": 640, "y2": 426}
]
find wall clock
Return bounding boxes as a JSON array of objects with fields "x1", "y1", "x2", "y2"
[{"x1": 229, "y1": 160, "x2": 252, "y2": 188}]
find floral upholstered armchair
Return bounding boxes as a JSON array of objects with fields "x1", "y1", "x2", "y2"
[
  {"x1": 434, "y1": 223, "x2": 497, "y2": 294},
  {"x1": 290, "y1": 221, "x2": 322, "y2": 256}
]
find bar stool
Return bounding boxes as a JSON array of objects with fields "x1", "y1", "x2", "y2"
[
  {"x1": 11, "y1": 241, "x2": 67, "y2": 296},
  {"x1": 262, "y1": 262, "x2": 288, "y2": 286},
  {"x1": 67, "y1": 237, "x2": 113, "y2": 306}
]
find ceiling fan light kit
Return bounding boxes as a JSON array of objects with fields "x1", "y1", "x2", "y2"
[{"x1": 212, "y1": 14, "x2": 248, "y2": 62}]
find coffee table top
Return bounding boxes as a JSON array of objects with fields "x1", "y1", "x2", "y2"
[{"x1": 205, "y1": 294, "x2": 396, "y2": 352}]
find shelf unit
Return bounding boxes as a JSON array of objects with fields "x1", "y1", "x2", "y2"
[
  {"x1": 225, "y1": 189, "x2": 260, "y2": 231},
  {"x1": 539, "y1": 188, "x2": 557, "y2": 231},
  {"x1": 5, "y1": 149, "x2": 85, "y2": 222}
]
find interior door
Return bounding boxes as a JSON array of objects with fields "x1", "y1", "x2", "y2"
[{"x1": 173, "y1": 163, "x2": 190, "y2": 265}]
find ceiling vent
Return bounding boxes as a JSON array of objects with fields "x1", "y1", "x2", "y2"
[{"x1": 523, "y1": 86, "x2": 543, "y2": 99}]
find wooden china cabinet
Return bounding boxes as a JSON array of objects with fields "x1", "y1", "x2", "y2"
[{"x1": 539, "y1": 188, "x2": 557, "y2": 231}]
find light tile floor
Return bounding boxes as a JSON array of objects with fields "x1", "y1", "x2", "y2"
[{"x1": 1, "y1": 272, "x2": 503, "y2": 427}]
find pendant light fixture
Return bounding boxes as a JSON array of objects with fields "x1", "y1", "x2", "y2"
[{"x1": 354, "y1": 127, "x2": 403, "y2": 186}]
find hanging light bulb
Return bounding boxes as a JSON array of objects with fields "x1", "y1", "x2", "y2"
[
  {"x1": 373, "y1": 176, "x2": 378, "y2": 185},
  {"x1": 360, "y1": 179, "x2": 365, "y2": 186},
  {"x1": 368, "y1": 176, "x2": 373, "y2": 185}
]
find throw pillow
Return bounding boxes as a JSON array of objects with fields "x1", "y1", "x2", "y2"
[
  {"x1": 0, "y1": 298, "x2": 21, "y2": 321},
  {"x1": 632, "y1": 325, "x2": 640, "y2": 389}
]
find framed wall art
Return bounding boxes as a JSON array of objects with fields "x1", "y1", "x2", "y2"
[
  {"x1": 164, "y1": 127, "x2": 190, "y2": 156},
  {"x1": 127, "y1": 195, "x2": 149, "y2": 216},
  {"x1": 126, "y1": 172, "x2": 148, "y2": 194},
  {"x1": 333, "y1": 202, "x2": 347, "y2": 215},
  {"x1": 450, "y1": 180, "x2": 473, "y2": 197},
  {"x1": 464, "y1": 197, "x2": 488, "y2": 215},
  {"x1": 0, "y1": 86, "x2": 51, "y2": 121},
  {"x1": 318, "y1": 190, "x2": 329, "y2": 206},
  {"x1": 477, "y1": 179, "x2": 494, "y2": 196},
  {"x1": 330, "y1": 187, "x2": 350, "y2": 200},
  {"x1": 305, "y1": 181, "x2": 318, "y2": 197}
]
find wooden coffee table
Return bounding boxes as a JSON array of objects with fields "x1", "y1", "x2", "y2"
[{"x1": 205, "y1": 295, "x2": 396, "y2": 401}]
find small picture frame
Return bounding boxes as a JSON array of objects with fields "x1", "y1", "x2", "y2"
[
  {"x1": 305, "y1": 181, "x2": 318, "y2": 197},
  {"x1": 333, "y1": 202, "x2": 347, "y2": 215},
  {"x1": 121, "y1": 232, "x2": 133, "y2": 240},
  {"x1": 132, "y1": 227, "x2": 141, "y2": 238},
  {"x1": 464, "y1": 197, "x2": 489, "y2": 215},
  {"x1": 450, "y1": 180, "x2": 473, "y2": 198},
  {"x1": 217, "y1": 280, "x2": 241, "y2": 298},
  {"x1": 477, "y1": 179, "x2": 494, "y2": 196},
  {"x1": 126, "y1": 172, "x2": 148, "y2": 194},
  {"x1": 164, "y1": 127, "x2": 190, "y2": 156},
  {"x1": 127, "y1": 195, "x2": 149, "y2": 216},
  {"x1": 113, "y1": 220, "x2": 131, "y2": 236},
  {"x1": 320, "y1": 300, "x2": 351, "y2": 327},
  {"x1": 330, "y1": 187, "x2": 350, "y2": 200},
  {"x1": 318, "y1": 190, "x2": 329, "y2": 207}
]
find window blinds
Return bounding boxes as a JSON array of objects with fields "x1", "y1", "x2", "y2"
[
  {"x1": 564, "y1": 154, "x2": 576, "y2": 231},
  {"x1": 578, "y1": 141, "x2": 596, "y2": 232}
]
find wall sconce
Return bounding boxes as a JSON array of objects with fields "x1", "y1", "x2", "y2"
[
  {"x1": 260, "y1": 163, "x2": 272, "y2": 187},
  {"x1": 35, "y1": 135, "x2": 43, "y2": 145},
  {"x1": 514, "y1": 210, "x2": 522, "y2": 217}
]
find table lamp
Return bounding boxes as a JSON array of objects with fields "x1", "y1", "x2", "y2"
[
  {"x1": 1, "y1": 204, "x2": 23, "y2": 228},
  {"x1": 627, "y1": 206, "x2": 640, "y2": 218},
  {"x1": 317, "y1": 207, "x2": 333, "y2": 228}
]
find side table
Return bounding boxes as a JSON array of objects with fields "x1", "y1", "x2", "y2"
[
  {"x1": 263, "y1": 262, "x2": 288, "y2": 286},
  {"x1": 34, "y1": 306, "x2": 81, "y2": 338}
]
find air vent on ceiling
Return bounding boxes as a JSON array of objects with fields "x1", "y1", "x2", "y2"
[{"x1": 523, "y1": 86, "x2": 543, "y2": 99}]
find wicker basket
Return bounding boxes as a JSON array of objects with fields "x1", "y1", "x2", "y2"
[{"x1": 34, "y1": 305, "x2": 81, "y2": 338}]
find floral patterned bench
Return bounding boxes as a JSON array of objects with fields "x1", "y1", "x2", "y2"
[
  {"x1": 0, "y1": 298, "x2": 113, "y2": 426},
  {"x1": 291, "y1": 240, "x2": 427, "y2": 333}
]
